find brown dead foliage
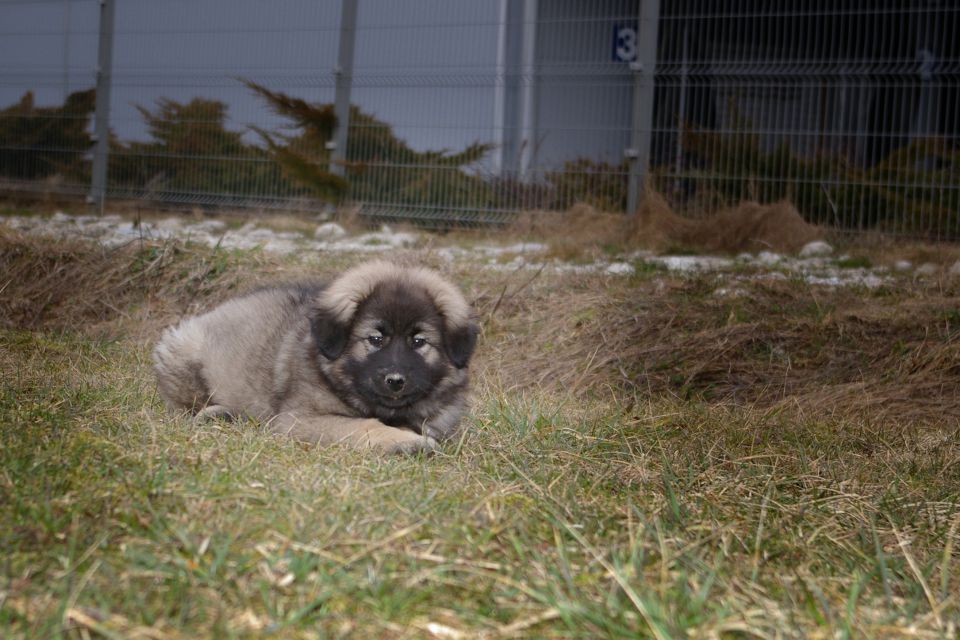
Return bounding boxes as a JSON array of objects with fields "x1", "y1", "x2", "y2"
[
  {"x1": 505, "y1": 203, "x2": 627, "y2": 261},
  {"x1": 0, "y1": 225, "x2": 257, "y2": 339},
  {"x1": 626, "y1": 190, "x2": 822, "y2": 253},
  {"x1": 3, "y1": 222, "x2": 957, "y2": 427},
  {"x1": 477, "y1": 269, "x2": 960, "y2": 426},
  {"x1": 508, "y1": 190, "x2": 823, "y2": 256},
  {"x1": 688, "y1": 200, "x2": 822, "y2": 254}
]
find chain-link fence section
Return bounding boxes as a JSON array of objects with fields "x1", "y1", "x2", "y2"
[{"x1": 1, "y1": 1, "x2": 957, "y2": 236}]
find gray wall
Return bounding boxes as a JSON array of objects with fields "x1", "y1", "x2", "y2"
[{"x1": 532, "y1": 0, "x2": 636, "y2": 171}]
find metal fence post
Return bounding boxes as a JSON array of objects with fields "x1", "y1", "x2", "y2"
[
  {"x1": 626, "y1": 0, "x2": 659, "y2": 215},
  {"x1": 89, "y1": 0, "x2": 115, "y2": 211},
  {"x1": 331, "y1": 0, "x2": 358, "y2": 179},
  {"x1": 519, "y1": 0, "x2": 538, "y2": 179}
]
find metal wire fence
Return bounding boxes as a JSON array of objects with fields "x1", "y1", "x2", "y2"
[
  {"x1": 655, "y1": 1, "x2": 960, "y2": 238},
  {"x1": 0, "y1": 0, "x2": 958, "y2": 237}
]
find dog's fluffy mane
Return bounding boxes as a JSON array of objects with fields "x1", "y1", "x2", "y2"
[{"x1": 319, "y1": 260, "x2": 474, "y2": 329}]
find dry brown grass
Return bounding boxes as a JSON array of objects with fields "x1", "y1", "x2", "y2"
[
  {"x1": 505, "y1": 204, "x2": 628, "y2": 261},
  {"x1": 505, "y1": 190, "x2": 824, "y2": 259},
  {"x1": 3, "y1": 220, "x2": 959, "y2": 637},
  {"x1": 0, "y1": 223, "x2": 309, "y2": 344},
  {"x1": 3, "y1": 221, "x2": 959, "y2": 427},
  {"x1": 689, "y1": 199, "x2": 822, "y2": 253},
  {"x1": 476, "y1": 267, "x2": 960, "y2": 427}
]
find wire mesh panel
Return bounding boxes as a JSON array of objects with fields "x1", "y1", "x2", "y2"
[
  {"x1": 0, "y1": 0, "x2": 958, "y2": 237},
  {"x1": 341, "y1": 1, "x2": 504, "y2": 225},
  {"x1": 528, "y1": 0, "x2": 636, "y2": 213},
  {"x1": 654, "y1": 0, "x2": 960, "y2": 239},
  {"x1": 0, "y1": 0, "x2": 100, "y2": 199},
  {"x1": 344, "y1": 0, "x2": 640, "y2": 226},
  {"x1": 102, "y1": 0, "x2": 342, "y2": 208}
]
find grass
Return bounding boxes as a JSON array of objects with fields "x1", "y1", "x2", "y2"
[{"x1": 1, "y1": 225, "x2": 959, "y2": 638}]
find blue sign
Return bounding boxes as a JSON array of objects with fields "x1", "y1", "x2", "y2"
[{"x1": 613, "y1": 24, "x2": 638, "y2": 62}]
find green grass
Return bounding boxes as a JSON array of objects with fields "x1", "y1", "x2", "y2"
[
  {"x1": 836, "y1": 255, "x2": 874, "y2": 270},
  {"x1": 2, "y1": 328, "x2": 958, "y2": 638},
  {"x1": 1, "y1": 225, "x2": 958, "y2": 637}
]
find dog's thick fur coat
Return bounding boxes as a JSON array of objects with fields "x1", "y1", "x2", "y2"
[{"x1": 153, "y1": 261, "x2": 478, "y2": 453}]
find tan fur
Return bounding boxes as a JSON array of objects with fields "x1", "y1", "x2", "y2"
[
  {"x1": 320, "y1": 260, "x2": 473, "y2": 328},
  {"x1": 153, "y1": 262, "x2": 477, "y2": 454}
]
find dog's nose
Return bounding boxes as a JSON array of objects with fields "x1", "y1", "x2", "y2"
[{"x1": 384, "y1": 373, "x2": 405, "y2": 392}]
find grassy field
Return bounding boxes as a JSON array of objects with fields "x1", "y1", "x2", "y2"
[{"x1": 1, "y1": 219, "x2": 959, "y2": 638}]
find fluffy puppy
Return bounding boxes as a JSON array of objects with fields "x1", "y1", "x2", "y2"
[{"x1": 153, "y1": 261, "x2": 478, "y2": 453}]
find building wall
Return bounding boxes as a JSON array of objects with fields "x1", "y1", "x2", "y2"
[{"x1": 531, "y1": 0, "x2": 637, "y2": 172}]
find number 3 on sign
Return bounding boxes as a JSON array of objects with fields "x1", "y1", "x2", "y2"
[{"x1": 613, "y1": 24, "x2": 638, "y2": 62}]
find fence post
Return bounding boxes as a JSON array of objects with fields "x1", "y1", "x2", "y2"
[
  {"x1": 89, "y1": 0, "x2": 115, "y2": 211},
  {"x1": 519, "y1": 0, "x2": 538, "y2": 179},
  {"x1": 626, "y1": 0, "x2": 659, "y2": 215},
  {"x1": 331, "y1": 0, "x2": 358, "y2": 178}
]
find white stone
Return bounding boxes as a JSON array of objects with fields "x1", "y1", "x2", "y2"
[
  {"x1": 714, "y1": 287, "x2": 748, "y2": 298},
  {"x1": 191, "y1": 219, "x2": 226, "y2": 232},
  {"x1": 314, "y1": 222, "x2": 347, "y2": 241},
  {"x1": 916, "y1": 263, "x2": 938, "y2": 276},
  {"x1": 605, "y1": 262, "x2": 634, "y2": 275},
  {"x1": 893, "y1": 259, "x2": 913, "y2": 272},
  {"x1": 650, "y1": 255, "x2": 733, "y2": 272},
  {"x1": 755, "y1": 251, "x2": 783, "y2": 265},
  {"x1": 799, "y1": 240, "x2": 833, "y2": 258},
  {"x1": 353, "y1": 229, "x2": 419, "y2": 248},
  {"x1": 477, "y1": 242, "x2": 548, "y2": 256},
  {"x1": 948, "y1": 261, "x2": 960, "y2": 277}
]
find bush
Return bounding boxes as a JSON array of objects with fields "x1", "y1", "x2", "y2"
[
  {"x1": 682, "y1": 126, "x2": 960, "y2": 235},
  {"x1": 110, "y1": 97, "x2": 293, "y2": 199},
  {"x1": 244, "y1": 79, "x2": 496, "y2": 209},
  {"x1": 546, "y1": 158, "x2": 629, "y2": 212},
  {"x1": 0, "y1": 89, "x2": 95, "y2": 182}
]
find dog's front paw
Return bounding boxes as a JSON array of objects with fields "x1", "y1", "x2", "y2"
[
  {"x1": 379, "y1": 430, "x2": 438, "y2": 455},
  {"x1": 193, "y1": 404, "x2": 235, "y2": 424}
]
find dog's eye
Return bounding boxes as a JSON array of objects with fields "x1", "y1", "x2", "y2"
[
  {"x1": 368, "y1": 335, "x2": 384, "y2": 348},
  {"x1": 411, "y1": 335, "x2": 427, "y2": 349}
]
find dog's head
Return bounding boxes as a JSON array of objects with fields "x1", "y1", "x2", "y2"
[{"x1": 310, "y1": 261, "x2": 478, "y2": 434}]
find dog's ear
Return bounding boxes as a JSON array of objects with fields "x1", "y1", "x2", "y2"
[
  {"x1": 443, "y1": 320, "x2": 479, "y2": 369},
  {"x1": 311, "y1": 308, "x2": 351, "y2": 360}
]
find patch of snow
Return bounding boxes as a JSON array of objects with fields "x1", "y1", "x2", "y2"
[
  {"x1": 476, "y1": 242, "x2": 548, "y2": 256},
  {"x1": 214, "y1": 225, "x2": 307, "y2": 255},
  {"x1": 714, "y1": 287, "x2": 748, "y2": 298},
  {"x1": 755, "y1": 251, "x2": 783, "y2": 266},
  {"x1": 351, "y1": 225, "x2": 419, "y2": 248},
  {"x1": 916, "y1": 263, "x2": 938, "y2": 277},
  {"x1": 648, "y1": 255, "x2": 734, "y2": 272},
  {"x1": 893, "y1": 259, "x2": 913, "y2": 272},
  {"x1": 605, "y1": 262, "x2": 634, "y2": 275},
  {"x1": 804, "y1": 273, "x2": 887, "y2": 288},
  {"x1": 315, "y1": 222, "x2": 347, "y2": 241},
  {"x1": 757, "y1": 271, "x2": 788, "y2": 281},
  {"x1": 191, "y1": 219, "x2": 226, "y2": 233},
  {"x1": 799, "y1": 240, "x2": 833, "y2": 258},
  {"x1": 0, "y1": 211, "x2": 906, "y2": 288}
]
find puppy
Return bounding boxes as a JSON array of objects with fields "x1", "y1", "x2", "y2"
[{"x1": 153, "y1": 261, "x2": 478, "y2": 453}]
